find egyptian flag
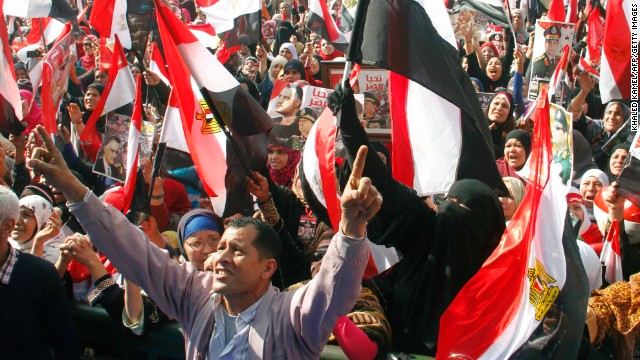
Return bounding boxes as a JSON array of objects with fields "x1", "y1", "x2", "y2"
[
  {"x1": 122, "y1": 74, "x2": 143, "y2": 214},
  {"x1": 451, "y1": 0, "x2": 510, "y2": 28},
  {"x1": 593, "y1": 189, "x2": 640, "y2": 278},
  {"x1": 587, "y1": 6, "x2": 605, "y2": 64},
  {"x1": 187, "y1": 23, "x2": 219, "y2": 49},
  {"x1": 98, "y1": 38, "x2": 114, "y2": 73},
  {"x1": 157, "y1": 92, "x2": 208, "y2": 198},
  {"x1": 300, "y1": 107, "x2": 385, "y2": 279},
  {"x1": 438, "y1": 86, "x2": 588, "y2": 359},
  {"x1": 39, "y1": 22, "x2": 73, "y2": 135},
  {"x1": 148, "y1": 42, "x2": 170, "y2": 86},
  {"x1": 307, "y1": 0, "x2": 350, "y2": 53},
  {"x1": 3, "y1": 0, "x2": 75, "y2": 20},
  {"x1": 599, "y1": 0, "x2": 632, "y2": 103},
  {"x1": 80, "y1": 35, "x2": 136, "y2": 162},
  {"x1": 546, "y1": 0, "x2": 565, "y2": 21},
  {"x1": 348, "y1": 0, "x2": 505, "y2": 196},
  {"x1": 0, "y1": 0, "x2": 24, "y2": 134},
  {"x1": 25, "y1": 17, "x2": 66, "y2": 45},
  {"x1": 565, "y1": 0, "x2": 578, "y2": 23},
  {"x1": 89, "y1": 0, "x2": 132, "y2": 49},
  {"x1": 578, "y1": 56, "x2": 600, "y2": 79},
  {"x1": 547, "y1": 44, "x2": 570, "y2": 100},
  {"x1": 195, "y1": 0, "x2": 261, "y2": 60},
  {"x1": 601, "y1": 219, "x2": 623, "y2": 284},
  {"x1": 155, "y1": 0, "x2": 273, "y2": 216}
]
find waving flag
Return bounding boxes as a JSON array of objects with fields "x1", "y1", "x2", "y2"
[
  {"x1": 25, "y1": 17, "x2": 65, "y2": 45},
  {"x1": 155, "y1": 0, "x2": 273, "y2": 216},
  {"x1": 89, "y1": 0, "x2": 132, "y2": 49},
  {"x1": 547, "y1": 0, "x2": 566, "y2": 21},
  {"x1": 123, "y1": 74, "x2": 143, "y2": 214},
  {"x1": 565, "y1": 0, "x2": 578, "y2": 23},
  {"x1": 438, "y1": 86, "x2": 588, "y2": 359},
  {"x1": 187, "y1": 23, "x2": 219, "y2": 49},
  {"x1": 3, "y1": 0, "x2": 75, "y2": 20},
  {"x1": 148, "y1": 42, "x2": 170, "y2": 86},
  {"x1": 195, "y1": 0, "x2": 261, "y2": 61},
  {"x1": 599, "y1": 0, "x2": 632, "y2": 102},
  {"x1": 451, "y1": 0, "x2": 510, "y2": 28},
  {"x1": 307, "y1": 0, "x2": 350, "y2": 53},
  {"x1": 0, "y1": 0, "x2": 23, "y2": 133},
  {"x1": 587, "y1": 6, "x2": 605, "y2": 64},
  {"x1": 578, "y1": 56, "x2": 600, "y2": 78},
  {"x1": 348, "y1": 0, "x2": 505, "y2": 196},
  {"x1": 80, "y1": 35, "x2": 136, "y2": 161},
  {"x1": 601, "y1": 219, "x2": 623, "y2": 284},
  {"x1": 39, "y1": 22, "x2": 73, "y2": 134}
]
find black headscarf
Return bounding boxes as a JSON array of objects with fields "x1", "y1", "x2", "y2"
[
  {"x1": 273, "y1": 21, "x2": 295, "y2": 57},
  {"x1": 605, "y1": 143, "x2": 630, "y2": 182},
  {"x1": 487, "y1": 91, "x2": 516, "y2": 159},
  {"x1": 389, "y1": 179, "x2": 505, "y2": 354},
  {"x1": 505, "y1": 129, "x2": 532, "y2": 157}
]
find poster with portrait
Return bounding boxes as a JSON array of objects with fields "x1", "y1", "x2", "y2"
[
  {"x1": 266, "y1": 80, "x2": 333, "y2": 143},
  {"x1": 94, "y1": 113, "x2": 129, "y2": 182},
  {"x1": 528, "y1": 20, "x2": 575, "y2": 101},
  {"x1": 324, "y1": 63, "x2": 391, "y2": 130},
  {"x1": 616, "y1": 130, "x2": 640, "y2": 207},
  {"x1": 549, "y1": 103, "x2": 574, "y2": 186}
]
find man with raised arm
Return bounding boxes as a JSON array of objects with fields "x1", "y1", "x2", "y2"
[{"x1": 29, "y1": 125, "x2": 381, "y2": 359}]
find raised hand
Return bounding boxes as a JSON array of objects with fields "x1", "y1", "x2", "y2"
[
  {"x1": 245, "y1": 171, "x2": 270, "y2": 203},
  {"x1": 28, "y1": 126, "x2": 87, "y2": 203},
  {"x1": 340, "y1": 146, "x2": 382, "y2": 237}
]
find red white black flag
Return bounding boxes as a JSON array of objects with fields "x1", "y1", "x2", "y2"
[{"x1": 348, "y1": 0, "x2": 505, "y2": 195}]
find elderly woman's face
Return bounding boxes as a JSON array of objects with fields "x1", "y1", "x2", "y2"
[
  {"x1": 609, "y1": 148, "x2": 629, "y2": 177},
  {"x1": 486, "y1": 57, "x2": 502, "y2": 81},
  {"x1": 481, "y1": 47, "x2": 495, "y2": 63},
  {"x1": 603, "y1": 103, "x2": 626, "y2": 133},
  {"x1": 488, "y1": 96, "x2": 510, "y2": 123},
  {"x1": 504, "y1": 138, "x2": 527, "y2": 169},
  {"x1": 580, "y1": 176, "x2": 603, "y2": 207}
]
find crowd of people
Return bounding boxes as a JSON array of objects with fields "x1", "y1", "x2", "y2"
[{"x1": 0, "y1": 0, "x2": 638, "y2": 359}]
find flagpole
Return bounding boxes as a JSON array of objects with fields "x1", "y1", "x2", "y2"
[
  {"x1": 503, "y1": 5, "x2": 521, "y2": 52},
  {"x1": 148, "y1": 118, "x2": 168, "y2": 200}
]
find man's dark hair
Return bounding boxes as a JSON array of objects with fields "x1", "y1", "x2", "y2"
[
  {"x1": 104, "y1": 135, "x2": 122, "y2": 146},
  {"x1": 228, "y1": 217, "x2": 281, "y2": 263},
  {"x1": 285, "y1": 83, "x2": 303, "y2": 101}
]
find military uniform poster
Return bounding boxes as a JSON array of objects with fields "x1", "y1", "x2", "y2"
[
  {"x1": 528, "y1": 20, "x2": 575, "y2": 101},
  {"x1": 550, "y1": 103, "x2": 574, "y2": 186}
]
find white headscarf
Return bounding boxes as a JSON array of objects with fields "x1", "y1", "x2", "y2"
[
  {"x1": 19, "y1": 195, "x2": 53, "y2": 232},
  {"x1": 268, "y1": 55, "x2": 288, "y2": 81},
  {"x1": 503, "y1": 177, "x2": 526, "y2": 208},
  {"x1": 580, "y1": 169, "x2": 609, "y2": 188},
  {"x1": 577, "y1": 241, "x2": 603, "y2": 292},
  {"x1": 279, "y1": 42, "x2": 298, "y2": 60}
]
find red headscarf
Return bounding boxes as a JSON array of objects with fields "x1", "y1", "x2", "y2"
[
  {"x1": 19, "y1": 90, "x2": 43, "y2": 133},
  {"x1": 268, "y1": 144, "x2": 301, "y2": 188}
]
